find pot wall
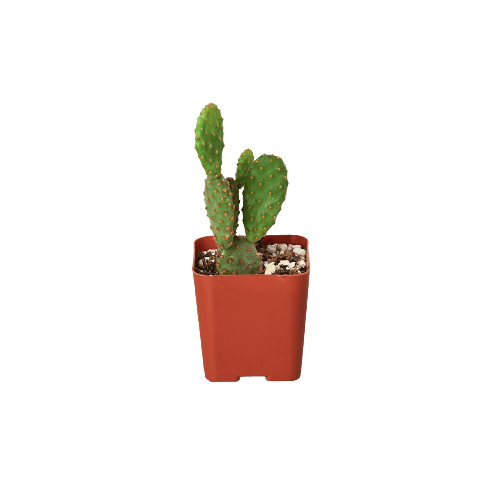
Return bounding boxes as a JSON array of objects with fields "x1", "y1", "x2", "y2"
[{"x1": 193, "y1": 235, "x2": 310, "y2": 382}]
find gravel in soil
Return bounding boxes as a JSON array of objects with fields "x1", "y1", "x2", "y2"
[{"x1": 194, "y1": 241, "x2": 307, "y2": 276}]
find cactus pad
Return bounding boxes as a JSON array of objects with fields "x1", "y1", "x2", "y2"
[
  {"x1": 235, "y1": 149, "x2": 254, "y2": 189},
  {"x1": 195, "y1": 103, "x2": 224, "y2": 179},
  {"x1": 217, "y1": 236, "x2": 262, "y2": 275},
  {"x1": 204, "y1": 176, "x2": 238, "y2": 248},
  {"x1": 226, "y1": 177, "x2": 240, "y2": 235},
  {"x1": 242, "y1": 154, "x2": 288, "y2": 241}
]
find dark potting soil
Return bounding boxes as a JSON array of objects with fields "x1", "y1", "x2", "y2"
[{"x1": 194, "y1": 241, "x2": 307, "y2": 276}]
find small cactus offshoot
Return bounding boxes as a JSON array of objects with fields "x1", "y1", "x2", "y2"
[{"x1": 195, "y1": 103, "x2": 289, "y2": 275}]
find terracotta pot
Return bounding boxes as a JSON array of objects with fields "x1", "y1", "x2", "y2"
[{"x1": 193, "y1": 234, "x2": 310, "y2": 382}]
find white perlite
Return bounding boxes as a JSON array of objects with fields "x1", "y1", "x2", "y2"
[
  {"x1": 298, "y1": 259, "x2": 306, "y2": 268},
  {"x1": 267, "y1": 243, "x2": 306, "y2": 255},
  {"x1": 198, "y1": 260, "x2": 204, "y2": 266},
  {"x1": 277, "y1": 260, "x2": 295, "y2": 269},
  {"x1": 265, "y1": 263, "x2": 276, "y2": 275},
  {"x1": 264, "y1": 261, "x2": 300, "y2": 274}
]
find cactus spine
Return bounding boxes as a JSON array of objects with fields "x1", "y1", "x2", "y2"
[{"x1": 195, "y1": 104, "x2": 289, "y2": 275}]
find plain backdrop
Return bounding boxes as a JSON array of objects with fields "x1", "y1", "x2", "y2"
[{"x1": 1, "y1": 1, "x2": 499, "y2": 499}]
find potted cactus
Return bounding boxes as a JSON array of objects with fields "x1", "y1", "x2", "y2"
[{"x1": 192, "y1": 103, "x2": 310, "y2": 382}]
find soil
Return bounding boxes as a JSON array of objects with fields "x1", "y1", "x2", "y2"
[{"x1": 194, "y1": 241, "x2": 307, "y2": 276}]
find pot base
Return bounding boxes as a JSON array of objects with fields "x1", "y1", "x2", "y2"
[{"x1": 205, "y1": 371, "x2": 301, "y2": 382}]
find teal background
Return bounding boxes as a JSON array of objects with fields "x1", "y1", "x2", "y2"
[{"x1": 1, "y1": 1, "x2": 499, "y2": 499}]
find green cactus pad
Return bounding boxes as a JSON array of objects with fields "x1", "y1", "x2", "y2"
[
  {"x1": 226, "y1": 177, "x2": 240, "y2": 235},
  {"x1": 242, "y1": 154, "x2": 288, "y2": 241},
  {"x1": 195, "y1": 103, "x2": 224, "y2": 179},
  {"x1": 235, "y1": 149, "x2": 254, "y2": 189},
  {"x1": 204, "y1": 176, "x2": 238, "y2": 248},
  {"x1": 217, "y1": 236, "x2": 262, "y2": 275}
]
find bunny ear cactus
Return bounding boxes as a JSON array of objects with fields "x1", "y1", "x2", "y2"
[
  {"x1": 242, "y1": 154, "x2": 288, "y2": 242},
  {"x1": 195, "y1": 103, "x2": 224, "y2": 179},
  {"x1": 195, "y1": 104, "x2": 289, "y2": 275},
  {"x1": 217, "y1": 236, "x2": 262, "y2": 275},
  {"x1": 204, "y1": 176, "x2": 238, "y2": 248},
  {"x1": 236, "y1": 149, "x2": 254, "y2": 189},
  {"x1": 226, "y1": 177, "x2": 240, "y2": 235}
]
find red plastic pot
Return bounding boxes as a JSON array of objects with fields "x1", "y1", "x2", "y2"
[{"x1": 193, "y1": 234, "x2": 310, "y2": 382}]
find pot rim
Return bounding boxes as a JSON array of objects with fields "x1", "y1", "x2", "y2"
[{"x1": 192, "y1": 234, "x2": 310, "y2": 278}]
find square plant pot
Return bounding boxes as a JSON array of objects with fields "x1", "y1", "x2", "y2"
[{"x1": 193, "y1": 234, "x2": 310, "y2": 382}]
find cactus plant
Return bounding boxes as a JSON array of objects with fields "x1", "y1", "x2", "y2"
[{"x1": 196, "y1": 103, "x2": 288, "y2": 275}]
